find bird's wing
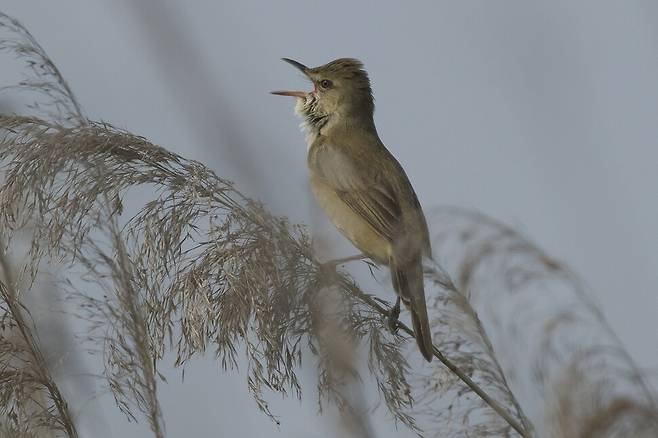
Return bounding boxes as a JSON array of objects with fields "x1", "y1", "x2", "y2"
[{"x1": 313, "y1": 144, "x2": 403, "y2": 243}]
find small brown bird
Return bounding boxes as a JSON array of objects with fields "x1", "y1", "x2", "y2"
[{"x1": 272, "y1": 58, "x2": 433, "y2": 362}]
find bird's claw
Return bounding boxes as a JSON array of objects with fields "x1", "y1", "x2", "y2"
[
  {"x1": 387, "y1": 298, "x2": 401, "y2": 333},
  {"x1": 318, "y1": 254, "x2": 367, "y2": 275}
]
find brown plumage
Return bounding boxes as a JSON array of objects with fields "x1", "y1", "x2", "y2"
[{"x1": 273, "y1": 58, "x2": 434, "y2": 361}]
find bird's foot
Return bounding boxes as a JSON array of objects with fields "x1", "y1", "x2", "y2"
[
  {"x1": 319, "y1": 253, "x2": 368, "y2": 274},
  {"x1": 387, "y1": 297, "x2": 401, "y2": 333},
  {"x1": 326, "y1": 253, "x2": 368, "y2": 266}
]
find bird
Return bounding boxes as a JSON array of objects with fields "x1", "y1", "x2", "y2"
[{"x1": 272, "y1": 58, "x2": 434, "y2": 362}]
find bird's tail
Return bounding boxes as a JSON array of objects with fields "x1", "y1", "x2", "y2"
[{"x1": 390, "y1": 253, "x2": 433, "y2": 362}]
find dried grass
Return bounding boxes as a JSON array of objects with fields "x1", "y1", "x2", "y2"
[
  {"x1": 0, "y1": 111, "x2": 438, "y2": 434},
  {"x1": 427, "y1": 208, "x2": 657, "y2": 437},
  {"x1": 0, "y1": 249, "x2": 77, "y2": 437}
]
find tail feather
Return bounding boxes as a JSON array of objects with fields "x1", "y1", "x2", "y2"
[
  {"x1": 390, "y1": 254, "x2": 433, "y2": 362},
  {"x1": 411, "y1": 307, "x2": 433, "y2": 361}
]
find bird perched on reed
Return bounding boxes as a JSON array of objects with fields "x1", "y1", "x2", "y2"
[{"x1": 272, "y1": 58, "x2": 433, "y2": 362}]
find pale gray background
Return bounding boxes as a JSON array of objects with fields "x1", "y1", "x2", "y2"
[{"x1": 1, "y1": 1, "x2": 657, "y2": 437}]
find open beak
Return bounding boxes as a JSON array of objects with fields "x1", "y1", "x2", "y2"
[{"x1": 271, "y1": 58, "x2": 311, "y2": 98}]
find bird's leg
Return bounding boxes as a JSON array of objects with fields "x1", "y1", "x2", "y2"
[
  {"x1": 317, "y1": 253, "x2": 368, "y2": 279},
  {"x1": 322, "y1": 253, "x2": 368, "y2": 270},
  {"x1": 387, "y1": 296, "x2": 401, "y2": 333},
  {"x1": 329, "y1": 253, "x2": 369, "y2": 266}
]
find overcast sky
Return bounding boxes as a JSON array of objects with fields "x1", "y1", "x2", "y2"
[{"x1": 1, "y1": 1, "x2": 657, "y2": 437}]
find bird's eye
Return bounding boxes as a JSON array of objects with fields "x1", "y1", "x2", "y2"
[{"x1": 319, "y1": 79, "x2": 333, "y2": 89}]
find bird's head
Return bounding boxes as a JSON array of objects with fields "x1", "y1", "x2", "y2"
[{"x1": 272, "y1": 58, "x2": 374, "y2": 132}]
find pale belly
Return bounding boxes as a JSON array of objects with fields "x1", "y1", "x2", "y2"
[{"x1": 309, "y1": 175, "x2": 391, "y2": 265}]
